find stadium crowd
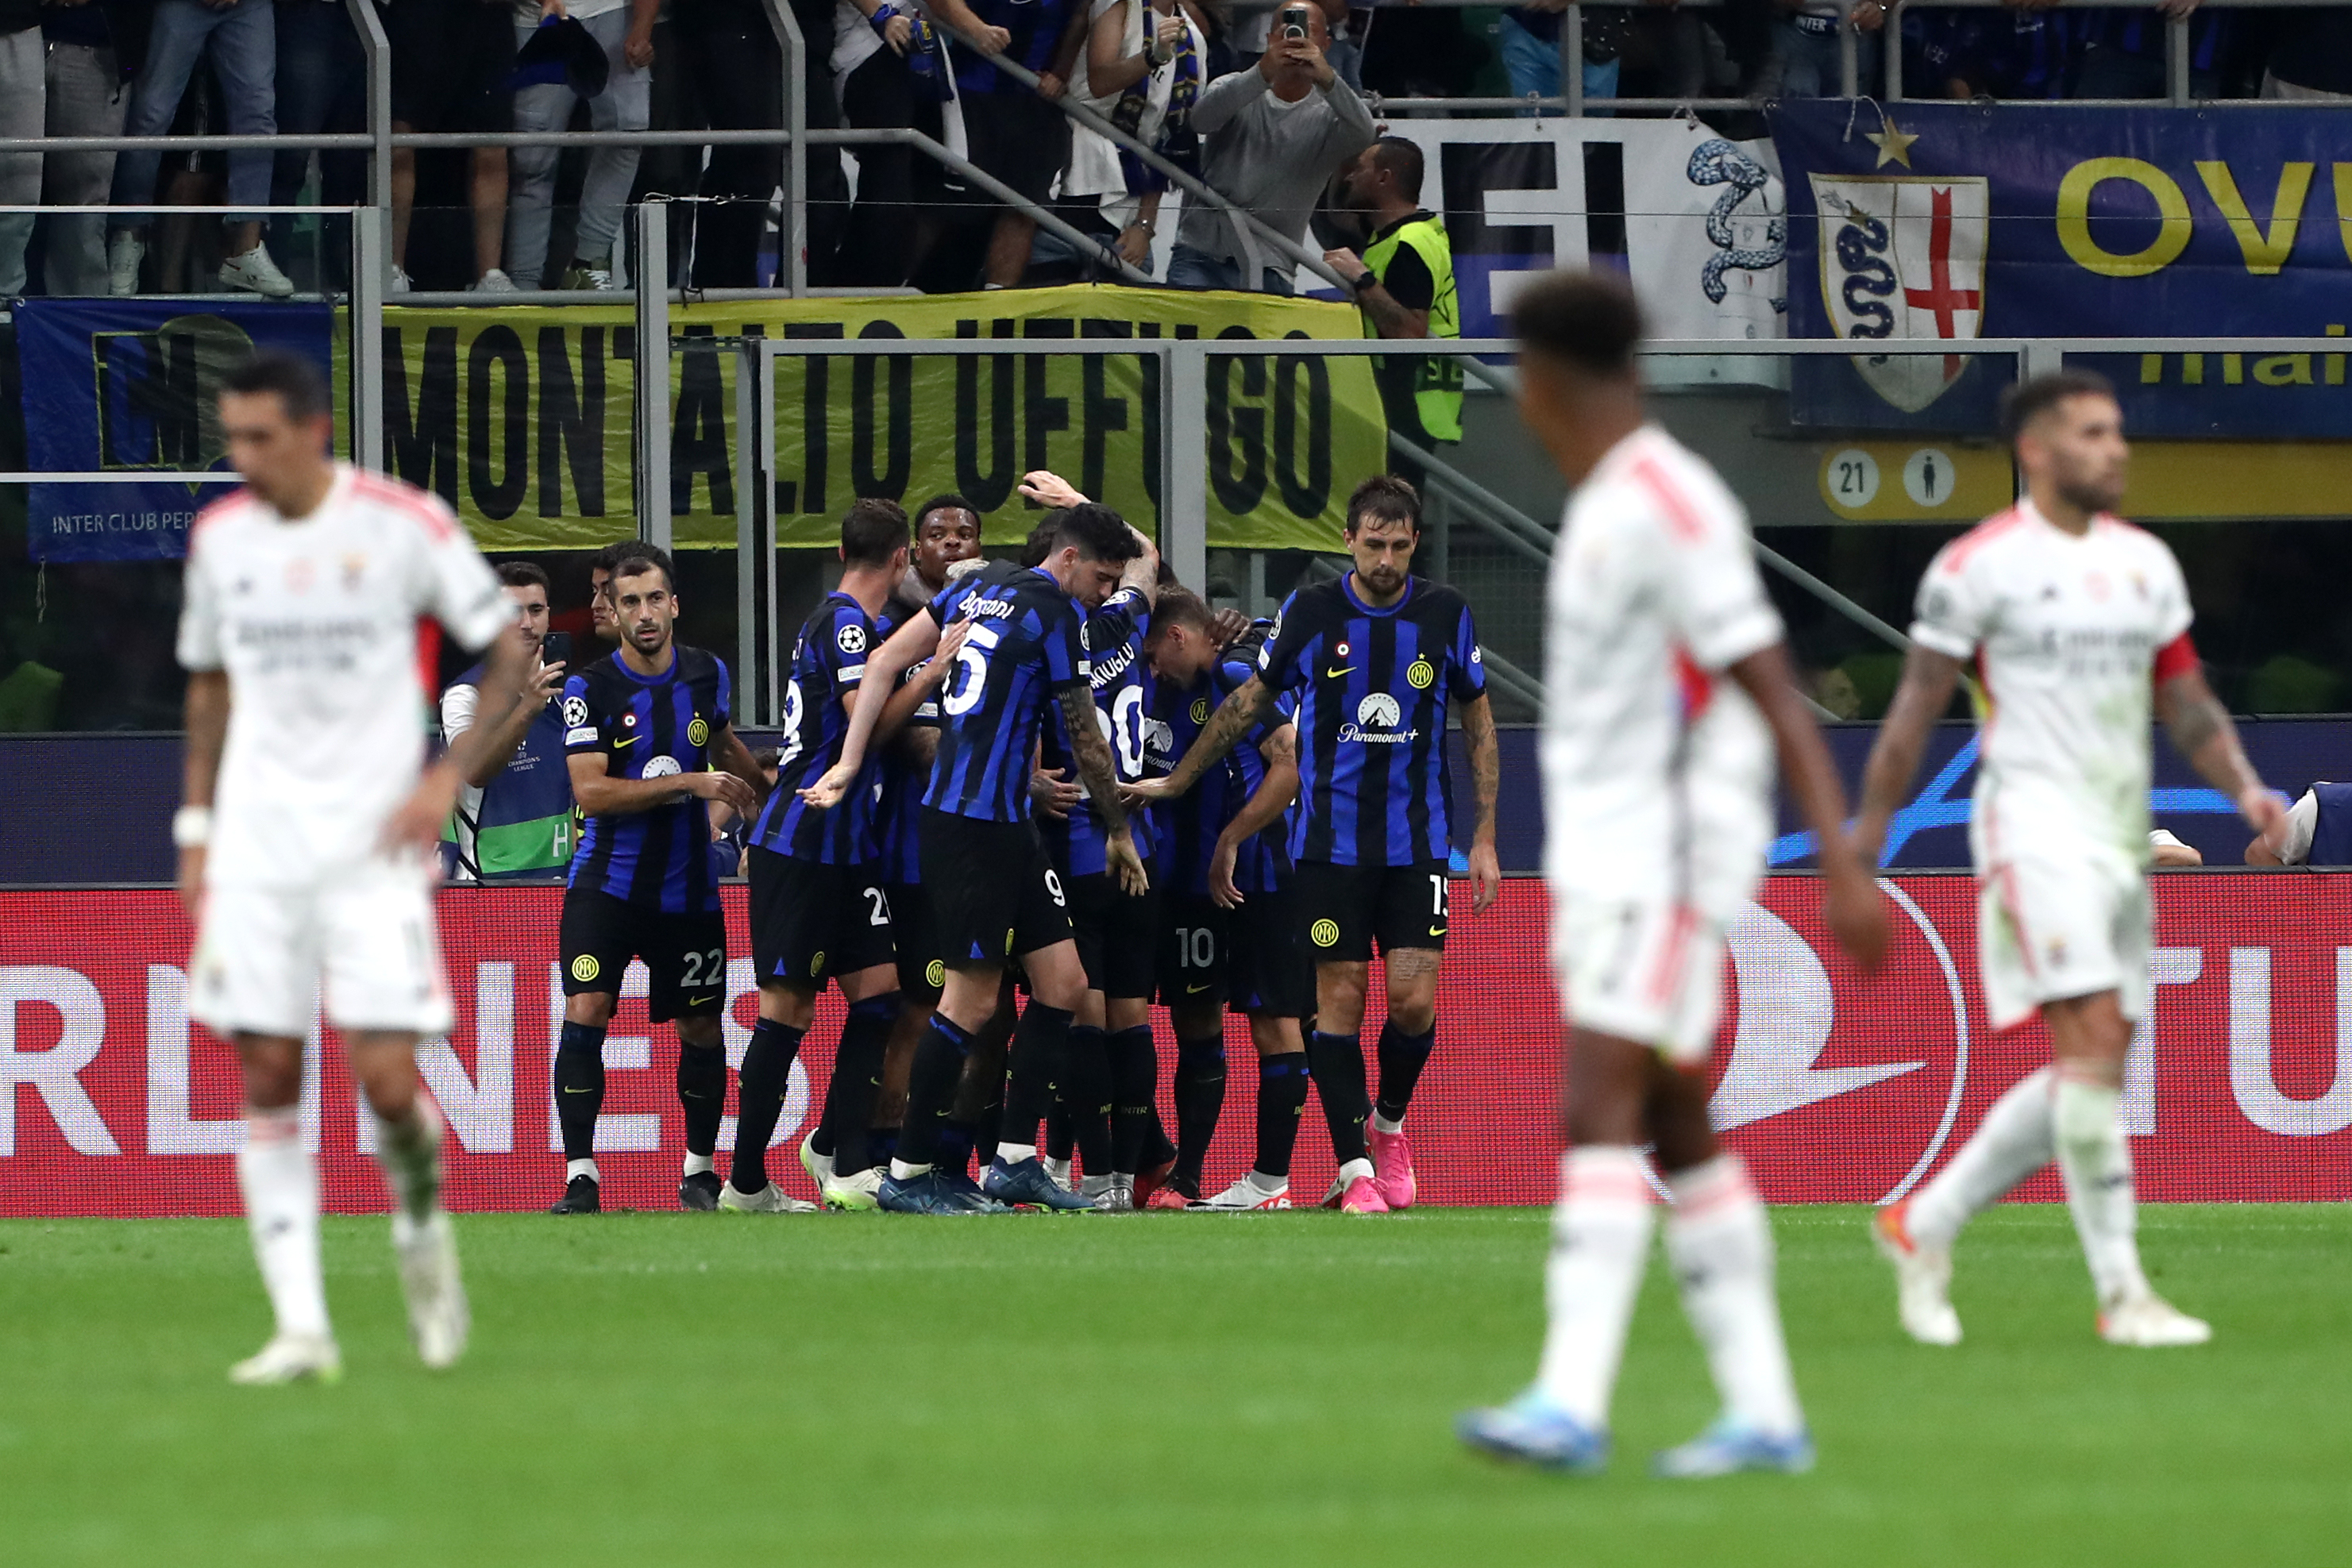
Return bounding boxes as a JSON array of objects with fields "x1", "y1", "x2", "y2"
[{"x1": 0, "y1": 0, "x2": 2342, "y2": 299}]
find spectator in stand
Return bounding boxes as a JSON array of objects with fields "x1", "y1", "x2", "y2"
[
  {"x1": 1048, "y1": 0, "x2": 1209, "y2": 277},
  {"x1": 673, "y1": 0, "x2": 790, "y2": 287},
  {"x1": 1760, "y1": 0, "x2": 1885, "y2": 97},
  {"x1": 1901, "y1": 2, "x2": 2072, "y2": 101},
  {"x1": 1170, "y1": 2, "x2": 1370, "y2": 294},
  {"x1": 1228, "y1": 0, "x2": 1355, "y2": 85},
  {"x1": 1321, "y1": 137, "x2": 1459, "y2": 484},
  {"x1": 2149, "y1": 829, "x2": 2201, "y2": 869},
  {"x1": 2246, "y1": 784, "x2": 2352, "y2": 868},
  {"x1": 0, "y1": 0, "x2": 44, "y2": 299},
  {"x1": 507, "y1": 0, "x2": 657, "y2": 291},
  {"x1": 828, "y1": 0, "x2": 950, "y2": 287},
  {"x1": 106, "y1": 0, "x2": 296, "y2": 298},
  {"x1": 269, "y1": 0, "x2": 368, "y2": 292},
  {"x1": 933, "y1": 0, "x2": 1089, "y2": 288},
  {"x1": 2260, "y1": 6, "x2": 2352, "y2": 101},
  {"x1": 35, "y1": 0, "x2": 141, "y2": 298},
  {"x1": 383, "y1": 0, "x2": 515, "y2": 292},
  {"x1": 1496, "y1": 0, "x2": 1621, "y2": 114},
  {"x1": 2072, "y1": 1, "x2": 2223, "y2": 98},
  {"x1": 442, "y1": 562, "x2": 573, "y2": 884}
]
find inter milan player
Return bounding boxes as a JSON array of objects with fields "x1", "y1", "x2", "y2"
[
  {"x1": 177, "y1": 350, "x2": 523, "y2": 1383},
  {"x1": 725, "y1": 500, "x2": 916, "y2": 1212},
  {"x1": 1138, "y1": 476, "x2": 1500, "y2": 1213},
  {"x1": 551, "y1": 549, "x2": 764, "y2": 1214},
  {"x1": 1861, "y1": 370, "x2": 2283, "y2": 1348},
  {"x1": 1137, "y1": 589, "x2": 1313, "y2": 1210},
  {"x1": 801, "y1": 503, "x2": 1146, "y2": 1213},
  {"x1": 1455, "y1": 271, "x2": 1887, "y2": 1476}
]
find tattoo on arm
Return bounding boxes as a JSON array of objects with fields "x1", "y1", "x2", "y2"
[
  {"x1": 1058, "y1": 687, "x2": 1128, "y2": 835},
  {"x1": 1462, "y1": 694, "x2": 1499, "y2": 840},
  {"x1": 2161, "y1": 672, "x2": 2257, "y2": 796},
  {"x1": 1171, "y1": 676, "x2": 1275, "y2": 792}
]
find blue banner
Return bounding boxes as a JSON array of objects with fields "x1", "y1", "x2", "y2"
[
  {"x1": 1770, "y1": 101, "x2": 2352, "y2": 437},
  {"x1": 20, "y1": 299, "x2": 335, "y2": 561}
]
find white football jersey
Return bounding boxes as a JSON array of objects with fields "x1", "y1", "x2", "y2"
[
  {"x1": 1908, "y1": 499, "x2": 2194, "y2": 869},
  {"x1": 1541, "y1": 425, "x2": 1786, "y2": 919},
  {"x1": 176, "y1": 464, "x2": 515, "y2": 888}
]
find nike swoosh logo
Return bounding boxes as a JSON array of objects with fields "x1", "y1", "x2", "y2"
[
  {"x1": 1325, "y1": 665, "x2": 1355, "y2": 678},
  {"x1": 561, "y1": 1086, "x2": 596, "y2": 1094},
  {"x1": 1428, "y1": 925, "x2": 1447, "y2": 937},
  {"x1": 1186, "y1": 983, "x2": 1211, "y2": 994},
  {"x1": 686, "y1": 995, "x2": 718, "y2": 1007},
  {"x1": 613, "y1": 734, "x2": 637, "y2": 748}
]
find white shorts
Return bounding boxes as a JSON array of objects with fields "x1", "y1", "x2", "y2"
[
  {"x1": 1552, "y1": 894, "x2": 1728, "y2": 1065},
  {"x1": 1978, "y1": 850, "x2": 2149, "y2": 1034},
  {"x1": 190, "y1": 868, "x2": 454, "y2": 1039}
]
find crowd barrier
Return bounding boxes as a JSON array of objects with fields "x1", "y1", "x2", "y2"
[{"x1": 1, "y1": 875, "x2": 2346, "y2": 1218}]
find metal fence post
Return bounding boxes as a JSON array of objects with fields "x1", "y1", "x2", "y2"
[
  {"x1": 1840, "y1": 0, "x2": 1858, "y2": 98},
  {"x1": 634, "y1": 202, "x2": 673, "y2": 552},
  {"x1": 351, "y1": 203, "x2": 385, "y2": 472},
  {"x1": 347, "y1": 0, "x2": 393, "y2": 220},
  {"x1": 1565, "y1": 5, "x2": 1584, "y2": 117},
  {"x1": 2168, "y1": 13, "x2": 2191, "y2": 104},
  {"x1": 1165, "y1": 340, "x2": 1208, "y2": 595},
  {"x1": 762, "y1": 0, "x2": 809, "y2": 296},
  {"x1": 735, "y1": 340, "x2": 762, "y2": 719}
]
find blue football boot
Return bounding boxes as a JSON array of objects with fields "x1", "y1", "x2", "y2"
[{"x1": 1456, "y1": 1390, "x2": 1610, "y2": 1474}]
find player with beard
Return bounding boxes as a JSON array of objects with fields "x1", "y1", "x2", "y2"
[
  {"x1": 550, "y1": 549, "x2": 765, "y2": 1214},
  {"x1": 1136, "y1": 476, "x2": 1500, "y2": 1214},
  {"x1": 1861, "y1": 370, "x2": 2283, "y2": 1348},
  {"x1": 726, "y1": 500, "x2": 916, "y2": 1213},
  {"x1": 1133, "y1": 588, "x2": 1313, "y2": 1210},
  {"x1": 800, "y1": 503, "x2": 1146, "y2": 1212}
]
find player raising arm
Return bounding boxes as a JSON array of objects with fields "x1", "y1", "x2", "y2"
[
  {"x1": 176, "y1": 351, "x2": 530, "y2": 1384},
  {"x1": 1859, "y1": 369, "x2": 2283, "y2": 1350},
  {"x1": 1454, "y1": 272, "x2": 1885, "y2": 1478}
]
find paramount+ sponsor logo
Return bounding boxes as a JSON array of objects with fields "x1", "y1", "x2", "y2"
[{"x1": 1340, "y1": 692, "x2": 1418, "y2": 745}]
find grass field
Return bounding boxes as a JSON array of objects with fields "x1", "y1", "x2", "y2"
[{"x1": 2, "y1": 1203, "x2": 2345, "y2": 1565}]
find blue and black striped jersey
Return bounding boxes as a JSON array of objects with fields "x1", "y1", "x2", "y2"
[
  {"x1": 561, "y1": 644, "x2": 732, "y2": 913},
  {"x1": 1153, "y1": 630, "x2": 1294, "y2": 897},
  {"x1": 751, "y1": 591, "x2": 879, "y2": 865},
  {"x1": 1041, "y1": 586, "x2": 1157, "y2": 876},
  {"x1": 1257, "y1": 576, "x2": 1484, "y2": 868},
  {"x1": 922, "y1": 560, "x2": 1087, "y2": 824},
  {"x1": 870, "y1": 593, "x2": 939, "y2": 884}
]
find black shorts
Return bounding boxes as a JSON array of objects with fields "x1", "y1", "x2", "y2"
[
  {"x1": 958, "y1": 90, "x2": 1071, "y2": 206},
  {"x1": 1156, "y1": 894, "x2": 1228, "y2": 1007},
  {"x1": 747, "y1": 847, "x2": 896, "y2": 991},
  {"x1": 1294, "y1": 860, "x2": 1452, "y2": 963},
  {"x1": 384, "y1": 0, "x2": 517, "y2": 133},
  {"x1": 558, "y1": 888, "x2": 728, "y2": 1023},
  {"x1": 920, "y1": 807, "x2": 1073, "y2": 966},
  {"x1": 884, "y1": 879, "x2": 944, "y2": 1004},
  {"x1": 1069, "y1": 871, "x2": 1162, "y2": 1000},
  {"x1": 1229, "y1": 885, "x2": 1314, "y2": 1019}
]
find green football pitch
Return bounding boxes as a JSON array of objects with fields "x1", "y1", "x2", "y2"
[{"x1": 2, "y1": 1204, "x2": 2344, "y2": 1566}]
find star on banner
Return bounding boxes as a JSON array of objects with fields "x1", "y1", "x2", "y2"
[{"x1": 1866, "y1": 117, "x2": 1918, "y2": 168}]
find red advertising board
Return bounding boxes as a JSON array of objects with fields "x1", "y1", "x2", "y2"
[{"x1": 2, "y1": 877, "x2": 2346, "y2": 1216}]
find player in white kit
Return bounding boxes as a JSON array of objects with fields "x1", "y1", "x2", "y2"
[
  {"x1": 1858, "y1": 369, "x2": 2284, "y2": 1349},
  {"x1": 1457, "y1": 272, "x2": 1887, "y2": 1476},
  {"x1": 175, "y1": 352, "x2": 530, "y2": 1384}
]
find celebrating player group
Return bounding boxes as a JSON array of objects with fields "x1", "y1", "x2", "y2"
[{"x1": 176, "y1": 272, "x2": 2283, "y2": 1491}]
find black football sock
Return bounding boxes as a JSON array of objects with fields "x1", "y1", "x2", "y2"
[
  {"x1": 1306, "y1": 1029, "x2": 1371, "y2": 1167},
  {"x1": 1171, "y1": 1034, "x2": 1227, "y2": 1186},
  {"x1": 895, "y1": 1012, "x2": 973, "y2": 1170},
  {"x1": 677, "y1": 1037, "x2": 727, "y2": 1160},
  {"x1": 1001, "y1": 1001, "x2": 1074, "y2": 1154},
  {"x1": 974, "y1": 1096, "x2": 1004, "y2": 1169},
  {"x1": 1065, "y1": 1024, "x2": 1113, "y2": 1176},
  {"x1": 1045, "y1": 1103, "x2": 1075, "y2": 1164},
  {"x1": 1255, "y1": 1052, "x2": 1312, "y2": 1180},
  {"x1": 936, "y1": 1121, "x2": 974, "y2": 1177},
  {"x1": 868, "y1": 1127, "x2": 899, "y2": 1172},
  {"x1": 1143, "y1": 1104, "x2": 1177, "y2": 1170},
  {"x1": 730, "y1": 1019, "x2": 804, "y2": 1193},
  {"x1": 1374, "y1": 1022, "x2": 1437, "y2": 1126},
  {"x1": 823, "y1": 995, "x2": 898, "y2": 1177},
  {"x1": 553, "y1": 1021, "x2": 608, "y2": 1165},
  {"x1": 1109, "y1": 1026, "x2": 1160, "y2": 1177}
]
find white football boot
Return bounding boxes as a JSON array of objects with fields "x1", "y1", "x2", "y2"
[
  {"x1": 823, "y1": 1166, "x2": 885, "y2": 1211},
  {"x1": 719, "y1": 1181, "x2": 819, "y2": 1214},
  {"x1": 800, "y1": 1131, "x2": 833, "y2": 1192},
  {"x1": 1873, "y1": 1199, "x2": 1962, "y2": 1346},
  {"x1": 1197, "y1": 1176, "x2": 1293, "y2": 1212},
  {"x1": 230, "y1": 1333, "x2": 343, "y2": 1386},
  {"x1": 393, "y1": 1210, "x2": 469, "y2": 1370},
  {"x1": 2099, "y1": 1293, "x2": 2211, "y2": 1347}
]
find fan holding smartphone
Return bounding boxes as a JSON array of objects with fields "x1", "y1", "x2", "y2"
[{"x1": 439, "y1": 561, "x2": 580, "y2": 883}]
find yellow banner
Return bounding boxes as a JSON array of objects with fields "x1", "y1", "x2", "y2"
[{"x1": 372, "y1": 287, "x2": 1387, "y2": 554}]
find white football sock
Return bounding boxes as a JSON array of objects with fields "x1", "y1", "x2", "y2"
[
  {"x1": 237, "y1": 1107, "x2": 330, "y2": 1342},
  {"x1": 1370, "y1": 1111, "x2": 1404, "y2": 1136},
  {"x1": 565, "y1": 1157, "x2": 600, "y2": 1184},
  {"x1": 1665, "y1": 1154, "x2": 1804, "y2": 1438},
  {"x1": 1245, "y1": 1170, "x2": 1289, "y2": 1196},
  {"x1": 1337, "y1": 1157, "x2": 1375, "y2": 1186},
  {"x1": 997, "y1": 1142, "x2": 1039, "y2": 1165},
  {"x1": 1907, "y1": 1065, "x2": 2057, "y2": 1250},
  {"x1": 889, "y1": 1159, "x2": 931, "y2": 1181},
  {"x1": 2053, "y1": 1075, "x2": 2150, "y2": 1306},
  {"x1": 372, "y1": 1096, "x2": 444, "y2": 1222},
  {"x1": 1533, "y1": 1146, "x2": 1654, "y2": 1429},
  {"x1": 681, "y1": 1151, "x2": 715, "y2": 1179}
]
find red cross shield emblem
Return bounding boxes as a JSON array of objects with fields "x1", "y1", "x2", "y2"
[{"x1": 1810, "y1": 175, "x2": 1989, "y2": 413}]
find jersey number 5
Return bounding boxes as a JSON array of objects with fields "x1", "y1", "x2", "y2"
[{"x1": 940, "y1": 621, "x2": 1004, "y2": 718}]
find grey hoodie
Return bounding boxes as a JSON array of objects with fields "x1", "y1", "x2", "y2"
[{"x1": 1175, "y1": 67, "x2": 1376, "y2": 269}]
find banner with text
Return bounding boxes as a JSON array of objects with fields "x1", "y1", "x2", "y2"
[
  {"x1": 379, "y1": 288, "x2": 1385, "y2": 556},
  {"x1": 18, "y1": 299, "x2": 337, "y2": 561},
  {"x1": 1772, "y1": 101, "x2": 2352, "y2": 435},
  {"x1": 2, "y1": 876, "x2": 2346, "y2": 1216}
]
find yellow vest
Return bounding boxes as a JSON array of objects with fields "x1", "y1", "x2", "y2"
[{"x1": 1361, "y1": 213, "x2": 1463, "y2": 443}]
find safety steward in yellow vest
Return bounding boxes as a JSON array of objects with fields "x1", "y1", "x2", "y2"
[{"x1": 1322, "y1": 136, "x2": 1463, "y2": 484}]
